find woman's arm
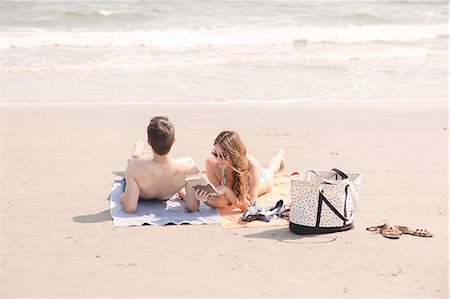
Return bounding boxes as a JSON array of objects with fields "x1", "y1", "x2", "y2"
[
  {"x1": 205, "y1": 156, "x2": 221, "y2": 186},
  {"x1": 202, "y1": 157, "x2": 229, "y2": 207},
  {"x1": 194, "y1": 185, "x2": 248, "y2": 211},
  {"x1": 203, "y1": 193, "x2": 229, "y2": 209},
  {"x1": 204, "y1": 156, "x2": 251, "y2": 211},
  {"x1": 219, "y1": 185, "x2": 251, "y2": 211}
]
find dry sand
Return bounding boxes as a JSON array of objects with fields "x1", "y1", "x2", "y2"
[{"x1": 2, "y1": 101, "x2": 448, "y2": 298}]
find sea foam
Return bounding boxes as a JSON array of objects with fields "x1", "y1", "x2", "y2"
[{"x1": 2, "y1": 23, "x2": 447, "y2": 48}]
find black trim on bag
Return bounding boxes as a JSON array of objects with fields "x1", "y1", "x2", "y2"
[
  {"x1": 289, "y1": 222, "x2": 354, "y2": 235},
  {"x1": 316, "y1": 193, "x2": 323, "y2": 227},
  {"x1": 330, "y1": 168, "x2": 350, "y2": 226},
  {"x1": 343, "y1": 185, "x2": 349, "y2": 226},
  {"x1": 331, "y1": 168, "x2": 348, "y2": 180},
  {"x1": 319, "y1": 191, "x2": 349, "y2": 222}
]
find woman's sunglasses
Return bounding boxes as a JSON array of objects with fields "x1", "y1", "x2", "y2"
[{"x1": 211, "y1": 150, "x2": 227, "y2": 160}]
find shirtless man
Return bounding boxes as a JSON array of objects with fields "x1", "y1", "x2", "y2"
[{"x1": 120, "y1": 116, "x2": 200, "y2": 213}]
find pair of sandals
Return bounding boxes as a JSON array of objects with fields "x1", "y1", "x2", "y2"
[
  {"x1": 242, "y1": 200, "x2": 290, "y2": 222},
  {"x1": 367, "y1": 223, "x2": 433, "y2": 239}
]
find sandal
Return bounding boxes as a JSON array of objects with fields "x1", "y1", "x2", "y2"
[
  {"x1": 380, "y1": 226, "x2": 401, "y2": 239},
  {"x1": 393, "y1": 225, "x2": 433, "y2": 237},
  {"x1": 366, "y1": 223, "x2": 401, "y2": 239},
  {"x1": 366, "y1": 223, "x2": 388, "y2": 232}
]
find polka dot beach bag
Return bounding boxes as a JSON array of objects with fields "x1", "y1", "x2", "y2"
[{"x1": 289, "y1": 169, "x2": 361, "y2": 235}]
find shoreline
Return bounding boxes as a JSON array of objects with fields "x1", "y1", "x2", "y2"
[{"x1": 2, "y1": 98, "x2": 448, "y2": 108}]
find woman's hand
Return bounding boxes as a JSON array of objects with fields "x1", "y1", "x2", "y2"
[
  {"x1": 194, "y1": 189, "x2": 212, "y2": 203},
  {"x1": 215, "y1": 185, "x2": 230, "y2": 195}
]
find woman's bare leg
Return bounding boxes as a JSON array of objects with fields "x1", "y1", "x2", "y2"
[
  {"x1": 128, "y1": 139, "x2": 152, "y2": 162},
  {"x1": 265, "y1": 149, "x2": 285, "y2": 176},
  {"x1": 259, "y1": 149, "x2": 285, "y2": 194}
]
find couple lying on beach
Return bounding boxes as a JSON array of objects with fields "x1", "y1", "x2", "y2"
[{"x1": 120, "y1": 116, "x2": 285, "y2": 214}]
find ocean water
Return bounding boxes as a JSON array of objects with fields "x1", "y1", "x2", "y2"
[{"x1": 1, "y1": 0, "x2": 448, "y2": 105}]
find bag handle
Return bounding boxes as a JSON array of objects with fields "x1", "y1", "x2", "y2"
[
  {"x1": 331, "y1": 168, "x2": 348, "y2": 180},
  {"x1": 306, "y1": 170, "x2": 349, "y2": 185},
  {"x1": 331, "y1": 168, "x2": 358, "y2": 212}
]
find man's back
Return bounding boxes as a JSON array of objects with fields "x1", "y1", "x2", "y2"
[
  {"x1": 120, "y1": 156, "x2": 198, "y2": 213},
  {"x1": 128, "y1": 157, "x2": 196, "y2": 200}
]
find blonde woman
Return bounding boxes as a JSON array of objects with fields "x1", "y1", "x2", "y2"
[{"x1": 194, "y1": 131, "x2": 285, "y2": 211}]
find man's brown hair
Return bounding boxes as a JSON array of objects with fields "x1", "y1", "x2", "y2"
[{"x1": 147, "y1": 116, "x2": 175, "y2": 155}]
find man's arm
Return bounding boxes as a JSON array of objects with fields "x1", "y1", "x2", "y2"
[
  {"x1": 184, "y1": 184, "x2": 201, "y2": 212},
  {"x1": 182, "y1": 157, "x2": 201, "y2": 212},
  {"x1": 120, "y1": 166, "x2": 141, "y2": 213}
]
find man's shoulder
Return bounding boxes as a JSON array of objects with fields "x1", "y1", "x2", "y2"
[
  {"x1": 175, "y1": 156, "x2": 196, "y2": 166},
  {"x1": 174, "y1": 157, "x2": 198, "y2": 175},
  {"x1": 126, "y1": 158, "x2": 153, "y2": 173}
]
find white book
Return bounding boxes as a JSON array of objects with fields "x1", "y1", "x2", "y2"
[{"x1": 185, "y1": 173, "x2": 219, "y2": 197}]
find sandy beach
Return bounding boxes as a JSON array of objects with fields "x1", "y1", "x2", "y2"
[
  {"x1": 2, "y1": 101, "x2": 448, "y2": 298},
  {"x1": 2, "y1": 1, "x2": 448, "y2": 297}
]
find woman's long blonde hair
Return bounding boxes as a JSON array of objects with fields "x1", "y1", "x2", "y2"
[{"x1": 214, "y1": 131, "x2": 250, "y2": 206}]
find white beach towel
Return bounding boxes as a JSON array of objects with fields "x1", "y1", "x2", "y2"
[{"x1": 110, "y1": 178, "x2": 221, "y2": 227}]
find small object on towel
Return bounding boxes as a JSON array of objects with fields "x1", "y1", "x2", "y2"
[{"x1": 241, "y1": 200, "x2": 284, "y2": 222}]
